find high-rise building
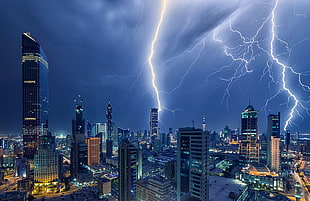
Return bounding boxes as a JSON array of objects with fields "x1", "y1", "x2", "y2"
[
  {"x1": 22, "y1": 33, "x2": 49, "y2": 160},
  {"x1": 70, "y1": 102, "x2": 87, "y2": 178},
  {"x1": 270, "y1": 136, "x2": 281, "y2": 172},
  {"x1": 285, "y1": 130, "x2": 291, "y2": 151},
  {"x1": 34, "y1": 133, "x2": 58, "y2": 183},
  {"x1": 148, "y1": 177, "x2": 171, "y2": 201},
  {"x1": 177, "y1": 127, "x2": 209, "y2": 201},
  {"x1": 150, "y1": 108, "x2": 159, "y2": 140},
  {"x1": 33, "y1": 133, "x2": 59, "y2": 194},
  {"x1": 267, "y1": 113, "x2": 280, "y2": 171},
  {"x1": 86, "y1": 137, "x2": 100, "y2": 166},
  {"x1": 106, "y1": 101, "x2": 113, "y2": 159},
  {"x1": 239, "y1": 105, "x2": 260, "y2": 166},
  {"x1": 119, "y1": 139, "x2": 138, "y2": 201}
]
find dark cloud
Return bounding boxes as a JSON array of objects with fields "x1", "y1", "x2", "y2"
[{"x1": 0, "y1": 0, "x2": 309, "y2": 135}]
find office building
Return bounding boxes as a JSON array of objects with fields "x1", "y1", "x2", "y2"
[
  {"x1": 118, "y1": 139, "x2": 138, "y2": 201},
  {"x1": 136, "y1": 177, "x2": 172, "y2": 201},
  {"x1": 239, "y1": 105, "x2": 260, "y2": 166},
  {"x1": 70, "y1": 102, "x2": 87, "y2": 178},
  {"x1": 34, "y1": 133, "x2": 58, "y2": 183},
  {"x1": 177, "y1": 127, "x2": 209, "y2": 201},
  {"x1": 150, "y1": 108, "x2": 159, "y2": 140},
  {"x1": 86, "y1": 137, "x2": 100, "y2": 166},
  {"x1": 285, "y1": 130, "x2": 291, "y2": 151},
  {"x1": 22, "y1": 33, "x2": 49, "y2": 160},
  {"x1": 267, "y1": 113, "x2": 280, "y2": 172},
  {"x1": 106, "y1": 101, "x2": 113, "y2": 159},
  {"x1": 148, "y1": 177, "x2": 171, "y2": 201}
]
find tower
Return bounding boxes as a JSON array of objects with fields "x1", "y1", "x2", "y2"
[
  {"x1": 267, "y1": 113, "x2": 280, "y2": 171},
  {"x1": 177, "y1": 127, "x2": 209, "y2": 201},
  {"x1": 106, "y1": 101, "x2": 113, "y2": 159},
  {"x1": 34, "y1": 133, "x2": 58, "y2": 184},
  {"x1": 70, "y1": 99, "x2": 87, "y2": 178},
  {"x1": 86, "y1": 137, "x2": 100, "y2": 166},
  {"x1": 150, "y1": 108, "x2": 159, "y2": 140},
  {"x1": 239, "y1": 105, "x2": 260, "y2": 166},
  {"x1": 119, "y1": 139, "x2": 138, "y2": 201},
  {"x1": 22, "y1": 33, "x2": 49, "y2": 160}
]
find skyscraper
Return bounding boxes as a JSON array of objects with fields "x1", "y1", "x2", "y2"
[
  {"x1": 70, "y1": 101, "x2": 87, "y2": 178},
  {"x1": 22, "y1": 33, "x2": 49, "y2": 160},
  {"x1": 239, "y1": 105, "x2": 260, "y2": 166},
  {"x1": 34, "y1": 133, "x2": 58, "y2": 183},
  {"x1": 106, "y1": 101, "x2": 113, "y2": 159},
  {"x1": 177, "y1": 127, "x2": 209, "y2": 201},
  {"x1": 119, "y1": 139, "x2": 138, "y2": 201},
  {"x1": 267, "y1": 113, "x2": 280, "y2": 171},
  {"x1": 86, "y1": 137, "x2": 100, "y2": 166},
  {"x1": 150, "y1": 108, "x2": 159, "y2": 140}
]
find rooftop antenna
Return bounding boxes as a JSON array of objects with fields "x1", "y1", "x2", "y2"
[{"x1": 192, "y1": 120, "x2": 195, "y2": 128}]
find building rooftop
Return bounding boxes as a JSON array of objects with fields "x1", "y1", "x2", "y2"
[{"x1": 209, "y1": 175, "x2": 247, "y2": 201}]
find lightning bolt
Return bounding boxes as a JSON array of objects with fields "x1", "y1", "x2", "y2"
[
  {"x1": 148, "y1": 0, "x2": 167, "y2": 112},
  {"x1": 269, "y1": 0, "x2": 308, "y2": 131}
]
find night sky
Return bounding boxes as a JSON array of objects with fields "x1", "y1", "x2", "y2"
[{"x1": 1, "y1": 0, "x2": 310, "y2": 135}]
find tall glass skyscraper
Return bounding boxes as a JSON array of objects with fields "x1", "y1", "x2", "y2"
[
  {"x1": 177, "y1": 127, "x2": 209, "y2": 201},
  {"x1": 22, "y1": 33, "x2": 49, "y2": 160},
  {"x1": 267, "y1": 113, "x2": 280, "y2": 171},
  {"x1": 70, "y1": 102, "x2": 87, "y2": 178},
  {"x1": 239, "y1": 105, "x2": 260, "y2": 166},
  {"x1": 106, "y1": 101, "x2": 113, "y2": 159},
  {"x1": 119, "y1": 139, "x2": 138, "y2": 201},
  {"x1": 150, "y1": 108, "x2": 159, "y2": 140}
]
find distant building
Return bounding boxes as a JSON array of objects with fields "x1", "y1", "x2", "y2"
[
  {"x1": 118, "y1": 139, "x2": 139, "y2": 201},
  {"x1": 267, "y1": 113, "x2": 280, "y2": 172},
  {"x1": 86, "y1": 137, "x2": 100, "y2": 166},
  {"x1": 22, "y1": 33, "x2": 49, "y2": 161},
  {"x1": 70, "y1": 101, "x2": 87, "y2": 178},
  {"x1": 150, "y1": 108, "x2": 159, "y2": 140},
  {"x1": 239, "y1": 105, "x2": 260, "y2": 166},
  {"x1": 106, "y1": 101, "x2": 113, "y2": 159},
  {"x1": 285, "y1": 130, "x2": 291, "y2": 151},
  {"x1": 177, "y1": 127, "x2": 209, "y2": 201}
]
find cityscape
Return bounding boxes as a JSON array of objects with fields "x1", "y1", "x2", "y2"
[{"x1": 1, "y1": 1, "x2": 310, "y2": 201}]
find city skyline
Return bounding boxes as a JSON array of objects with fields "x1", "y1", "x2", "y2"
[{"x1": 1, "y1": 0, "x2": 310, "y2": 134}]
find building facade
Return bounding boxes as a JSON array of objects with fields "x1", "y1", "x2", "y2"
[
  {"x1": 239, "y1": 105, "x2": 260, "y2": 166},
  {"x1": 267, "y1": 113, "x2": 280, "y2": 172},
  {"x1": 119, "y1": 139, "x2": 138, "y2": 201},
  {"x1": 150, "y1": 108, "x2": 159, "y2": 140},
  {"x1": 177, "y1": 127, "x2": 209, "y2": 201},
  {"x1": 22, "y1": 33, "x2": 49, "y2": 160},
  {"x1": 106, "y1": 101, "x2": 113, "y2": 159},
  {"x1": 70, "y1": 102, "x2": 87, "y2": 178},
  {"x1": 86, "y1": 137, "x2": 100, "y2": 166}
]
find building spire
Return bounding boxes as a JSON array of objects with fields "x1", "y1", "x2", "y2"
[{"x1": 202, "y1": 113, "x2": 206, "y2": 132}]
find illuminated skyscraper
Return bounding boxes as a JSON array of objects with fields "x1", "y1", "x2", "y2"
[
  {"x1": 177, "y1": 127, "x2": 209, "y2": 201},
  {"x1": 267, "y1": 113, "x2": 280, "y2": 171},
  {"x1": 86, "y1": 137, "x2": 100, "y2": 166},
  {"x1": 34, "y1": 133, "x2": 58, "y2": 183},
  {"x1": 150, "y1": 108, "x2": 159, "y2": 140},
  {"x1": 70, "y1": 101, "x2": 87, "y2": 178},
  {"x1": 239, "y1": 105, "x2": 260, "y2": 166},
  {"x1": 106, "y1": 101, "x2": 113, "y2": 159},
  {"x1": 22, "y1": 33, "x2": 49, "y2": 160}
]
